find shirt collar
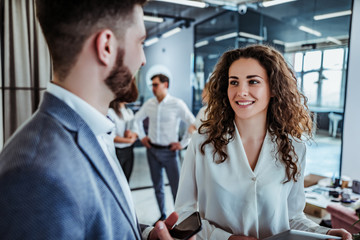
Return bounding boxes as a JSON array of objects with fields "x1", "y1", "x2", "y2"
[
  {"x1": 162, "y1": 93, "x2": 170, "y2": 103},
  {"x1": 47, "y1": 82, "x2": 114, "y2": 136}
]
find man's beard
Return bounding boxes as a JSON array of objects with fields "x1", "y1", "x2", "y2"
[{"x1": 104, "y1": 48, "x2": 139, "y2": 103}]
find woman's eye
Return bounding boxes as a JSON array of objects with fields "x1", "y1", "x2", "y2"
[
  {"x1": 229, "y1": 80, "x2": 238, "y2": 85},
  {"x1": 249, "y1": 80, "x2": 259, "y2": 84}
]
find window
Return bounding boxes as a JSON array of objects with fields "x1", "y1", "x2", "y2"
[{"x1": 291, "y1": 47, "x2": 347, "y2": 177}]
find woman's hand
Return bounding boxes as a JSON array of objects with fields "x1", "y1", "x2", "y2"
[
  {"x1": 124, "y1": 130, "x2": 137, "y2": 144},
  {"x1": 327, "y1": 228, "x2": 352, "y2": 240}
]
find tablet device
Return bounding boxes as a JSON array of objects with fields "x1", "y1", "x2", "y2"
[{"x1": 263, "y1": 229, "x2": 342, "y2": 240}]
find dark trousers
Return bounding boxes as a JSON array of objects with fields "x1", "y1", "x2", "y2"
[
  {"x1": 146, "y1": 147, "x2": 180, "y2": 217},
  {"x1": 115, "y1": 146, "x2": 134, "y2": 182}
]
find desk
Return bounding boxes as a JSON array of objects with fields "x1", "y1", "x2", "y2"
[{"x1": 304, "y1": 184, "x2": 360, "y2": 218}]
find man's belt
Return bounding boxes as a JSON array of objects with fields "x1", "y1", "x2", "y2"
[{"x1": 149, "y1": 142, "x2": 171, "y2": 149}]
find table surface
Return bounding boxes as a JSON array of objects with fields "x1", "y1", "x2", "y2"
[{"x1": 305, "y1": 184, "x2": 360, "y2": 209}]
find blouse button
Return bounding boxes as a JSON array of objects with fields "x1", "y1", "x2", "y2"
[{"x1": 251, "y1": 177, "x2": 257, "y2": 181}]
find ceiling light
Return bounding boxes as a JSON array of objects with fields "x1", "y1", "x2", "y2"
[
  {"x1": 195, "y1": 40, "x2": 209, "y2": 48},
  {"x1": 273, "y1": 39, "x2": 285, "y2": 45},
  {"x1": 144, "y1": 37, "x2": 159, "y2": 47},
  {"x1": 214, "y1": 32, "x2": 238, "y2": 41},
  {"x1": 208, "y1": 54, "x2": 219, "y2": 59},
  {"x1": 162, "y1": 27, "x2": 182, "y2": 38},
  {"x1": 262, "y1": 0, "x2": 296, "y2": 7},
  {"x1": 239, "y1": 32, "x2": 264, "y2": 41},
  {"x1": 326, "y1": 37, "x2": 342, "y2": 45},
  {"x1": 314, "y1": 10, "x2": 352, "y2": 20},
  {"x1": 284, "y1": 35, "x2": 349, "y2": 49},
  {"x1": 154, "y1": 0, "x2": 207, "y2": 8},
  {"x1": 144, "y1": 15, "x2": 164, "y2": 23},
  {"x1": 299, "y1": 25, "x2": 322, "y2": 37}
]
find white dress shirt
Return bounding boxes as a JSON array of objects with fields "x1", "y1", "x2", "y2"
[
  {"x1": 47, "y1": 83, "x2": 137, "y2": 224},
  {"x1": 134, "y1": 94, "x2": 195, "y2": 148},
  {"x1": 175, "y1": 124, "x2": 328, "y2": 240},
  {"x1": 107, "y1": 107, "x2": 139, "y2": 149}
]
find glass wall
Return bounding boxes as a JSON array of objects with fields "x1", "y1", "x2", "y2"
[{"x1": 193, "y1": 0, "x2": 353, "y2": 177}]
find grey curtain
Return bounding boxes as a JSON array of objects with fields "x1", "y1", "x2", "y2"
[{"x1": 1, "y1": 0, "x2": 51, "y2": 147}]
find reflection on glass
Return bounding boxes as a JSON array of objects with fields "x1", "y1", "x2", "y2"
[
  {"x1": 294, "y1": 52, "x2": 303, "y2": 72},
  {"x1": 303, "y1": 51, "x2": 321, "y2": 71},
  {"x1": 323, "y1": 48, "x2": 344, "y2": 69},
  {"x1": 303, "y1": 72, "x2": 319, "y2": 106},
  {"x1": 322, "y1": 70, "x2": 342, "y2": 107}
]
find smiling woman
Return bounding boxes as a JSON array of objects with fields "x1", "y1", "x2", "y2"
[{"x1": 174, "y1": 44, "x2": 352, "y2": 240}]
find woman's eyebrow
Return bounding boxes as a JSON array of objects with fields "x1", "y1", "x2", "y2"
[{"x1": 247, "y1": 74, "x2": 263, "y2": 79}]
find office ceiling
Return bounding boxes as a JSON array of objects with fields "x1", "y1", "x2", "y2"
[{"x1": 143, "y1": 0, "x2": 353, "y2": 51}]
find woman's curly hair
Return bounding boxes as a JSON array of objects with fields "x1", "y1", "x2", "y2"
[{"x1": 199, "y1": 44, "x2": 313, "y2": 183}]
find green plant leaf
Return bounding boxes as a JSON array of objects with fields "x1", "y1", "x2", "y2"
[{"x1": 352, "y1": 219, "x2": 360, "y2": 227}]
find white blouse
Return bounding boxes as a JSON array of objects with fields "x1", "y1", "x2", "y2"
[
  {"x1": 175, "y1": 125, "x2": 328, "y2": 240},
  {"x1": 107, "y1": 107, "x2": 139, "y2": 149}
]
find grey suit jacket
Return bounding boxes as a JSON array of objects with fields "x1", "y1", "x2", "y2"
[{"x1": 0, "y1": 92, "x2": 142, "y2": 239}]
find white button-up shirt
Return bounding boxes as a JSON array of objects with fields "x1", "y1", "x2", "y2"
[
  {"x1": 107, "y1": 107, "x2": 139, "y2": 149},
  {"x1": 135, "y1": 94, "x2": 195, "y2": 148},
  {"x1": 175, "y1": 124, "x2": 328, "y2": 239},
  {"x1": 47, "y1": 83, "x2": 136, "y2": 224}
]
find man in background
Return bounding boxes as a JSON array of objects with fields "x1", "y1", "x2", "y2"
[
  {"x1": 135, "y1": 74, "x2": 195, "y2": 224},
  {"x1": 0, "y1": 1, "x2": 182, "y2": 239}
]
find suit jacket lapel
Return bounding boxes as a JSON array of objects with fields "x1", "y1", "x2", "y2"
[
  {"x1": 77, "y1": 126, "x2": 138, "y2": 226},
  {"x1": 40, "y1": 92, "x2": 141, "y2": 239}
]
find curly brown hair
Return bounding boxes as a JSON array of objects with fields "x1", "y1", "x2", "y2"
[{"x1": 199, "y1": 44, "x2": 312, "y2": 182}]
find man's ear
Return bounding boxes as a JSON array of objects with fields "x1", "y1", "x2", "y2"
[{"x1": 95, "y1": 29, "x2": 115, "y2": 66}]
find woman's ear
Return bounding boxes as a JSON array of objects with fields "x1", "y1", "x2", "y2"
[{"x1": 95, "y1": 29, "x2": 115, "y2": 66}]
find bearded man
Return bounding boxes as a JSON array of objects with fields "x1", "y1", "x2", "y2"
[{"x1": 0, "y1": 1, "x2": 186, "y2": 239}]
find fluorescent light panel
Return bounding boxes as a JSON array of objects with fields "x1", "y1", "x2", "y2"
[
  {"x1": 162, "y1": 27, "x2": 181, "y2": 38},
  {"x1": 144, "y1": 15, "x2": 164, "y2": 23},
  {"x1": 273, "y1": 39, "x2": 285, "y2": 45},
  {"x1": 208, "y1": 54, "x2": 219, "y2": 59},
  {"x1": 195, "y1": 40, "x2": 209, "y2": 48},
  {"x1": 314, "y1": 10, "x2": 352, "y2": 20},
  {"x1": 262, "y1": 0, "x2": 296, "y2": 7},
  {"x1": 239, "y1": 32, "x2": 264, "y2": 41},
  {"x1": 155, "y1": 0, "x2": 207, "y2": 8},
  {"x1": 299, "y1": 25, "x2": 322, "y2": 37},
  {"x1": 144, "y1": 37, "x2": 159, "y2": 47},
  {"x1": 284, "y1": 35, "x2": 349, "y2": 48},
  {"x1": 214, "y1": 32, "x2": 237, "y2": 41},
  {"x1": 327, "y1": 37, "x2": 342, "y2": 45}
]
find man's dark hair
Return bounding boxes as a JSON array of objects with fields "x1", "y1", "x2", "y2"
[
  {"x1": 151, "y1": 74, "x2": 169, "y2": 88},
  {"x1": 35, "y1": 0, "x2": 147, "y2": 80}
]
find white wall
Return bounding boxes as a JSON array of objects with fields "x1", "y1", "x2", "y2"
[
  {"x1": 140, "y1": 27, "x2": 194, "y2": 109},
  {"x1": 341, "y1": 0, "x2": 360, "y2": 180}
]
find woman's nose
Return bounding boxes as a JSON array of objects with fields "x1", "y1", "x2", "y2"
[{"x1": 237, "y1": 84, "x2": 249, "y2": 97}]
